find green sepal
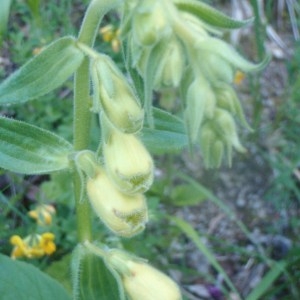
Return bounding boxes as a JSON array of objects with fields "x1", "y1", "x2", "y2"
[
  {"x1": 141, "y1": 108, "x2": 188, "y2": 154},
  {"x1": 71, "y1": 245, "x2": 120, "y2": 300},
  {"x1": 0, "y1": 253, "x2": 71, "y2": 300},
  {"x1": 0, "y1": 36, "x2": 84, "y2": 105},
  {"x1": 197, "y1": 38, "x2": 271, "y2": 72},
  {"x1": 0, "y1": 117, "x2": 73, "y2": 174},
  {"x1": 174, "y1": 0, "x2": 254, "y2": 29}
]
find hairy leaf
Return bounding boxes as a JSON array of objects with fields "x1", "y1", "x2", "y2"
[
  {"x1": 0, "y1": 36, "x2": 84, "y2": 105},
  {"x1": 174, "y1": 0, "x2": 254, "y2": 29},
  {"x1": 0, "y1": 117, "x2": 72, "y2": 174}
]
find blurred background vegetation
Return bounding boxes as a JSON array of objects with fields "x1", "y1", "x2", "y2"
[{"x1": 0, "y1": 0, "x2": 300, "y2": 299}]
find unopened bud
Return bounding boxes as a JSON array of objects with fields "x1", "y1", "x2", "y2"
[
  {"x1": 184, "y1": 76, "x2": 216, "y2": 142},
  {"x1": 199, "y1": 122, "x2": 219, "y2": 168},
  {"x1": 214, "y1": 108, "x2": 245, "y2": 153},
  {"x1": 154, "y1": 37, "x2": 185, "y2": 89},
  {"x1": 215, "y1": 83, "x2": 252, "y2": 131},
  {"x1": 132, "y1": 0, "x2": 171, "y2": 46},
  {"x1": 87, "y1": 168, "x2": 148, "y2": 237},
  {"x1": 103, "y1": 128, "x2": 154, "y2": 194},
  {"x1": 91, "y1": 56, "x2": 144, "y2": 133},
  {"x1": 198, "y1": 51, "x2": 234, "y2": 84},
  {"x1": 106, "y1": 249, "x2": 182, "y2": 300},
  {"x1": 180, "y1": 12, "x2": 212, "y2": 38}
]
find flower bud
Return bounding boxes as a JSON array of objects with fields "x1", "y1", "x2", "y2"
[
  {"x1": 154, "y1": 37, "x2": 185, "y2": 89},
  {"x1": 180, "y1": 12, "x2": 212, "y2": 39},
  {"x1": 214, "y1": 108, "x2": 245, "y2": 153},
  {"x1": 214, "y1": 83, "x2": 252, "y2": 131},
  {"x1": 91, "y1": 56, "x2": 144, "y2": 133},
  {"x1": 106, "y1": 249, "x2": 182, "y2": 300},
  {"x1": 103, "y1": 128, "x2": 154, "y2": 194},
  {"x1": 199, "y1": 122, "x2": 220, "y2": 168},
  {"x1": 184, "y1": 76, "x2": 216, "y2": 142},
  {"x1": 86, "y1": 168, "x2": 148, "y2": 237},
  {"x1": 132, "y1": 0, "x2": 171, "y2": 46},
  {"x1": 197, "y1": 51, "x2": 234, "y2": 84}
]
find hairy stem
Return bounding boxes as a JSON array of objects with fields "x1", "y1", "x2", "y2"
[{"x1": 73, "y1": 0, "x2": 121, "y2": 243}]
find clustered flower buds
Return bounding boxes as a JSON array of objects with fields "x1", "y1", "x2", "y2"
[
  {"x1": 121, "y1": 0, "x2": 269, "y2": 167},
  {"x1": 77, "y1": 49, "x2": 154, "y2": 237}
]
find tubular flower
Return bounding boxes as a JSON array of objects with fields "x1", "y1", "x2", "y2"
[
  {"x1": 28, "y1": 204, "x2": 56, "y2": 226},
  {"x1": 86, "y1": 167, "x2": 148, "y2": 237},
  {"x1": 103, "y1": 127, "x2": 154, "y2": 195},
  {"x1": 106, "y1": 249, "x2": 182, "y2": 300},
  {"x1": 10, "y1": 233, "x2": 56, "y2": 259},
  {"x1": 91, "y1": 55, "x2": 144, "y2": 134}
]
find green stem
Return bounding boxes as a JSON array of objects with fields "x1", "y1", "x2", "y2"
[
  {"x1": 249, "y1": 0, "x2": 266, "y2": 132},
  {"x1": 73, "y1": 0, "x2": 121, "y2": 243}
]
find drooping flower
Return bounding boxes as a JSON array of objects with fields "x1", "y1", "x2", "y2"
[
  {"x1": 86, "y1": 167, "x2": 148, "y2": 237},
  {"x1": 106, "y1": 249, "x2": 182, "y2": 300},
  {"x1": 103, "y1": 126, "x2": 154, "y2": 195}
]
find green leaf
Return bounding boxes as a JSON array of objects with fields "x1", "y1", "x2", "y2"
[
  {"x1": 141, "y1": 108, "x2": 188, "y2": 154},
  {"x1": 78, "y1": 254, "x2": 120, "y2": 300},
  {"x1": 142, "y1": 40, "x2": 170, "y2": 127},
  {"x1": 245, "y1": 261, "x2": 287, "y2": 300},
  {"x1": 171, "y1": 184, "x2": 206, "y2": 206},
  {"x1": 174, "y1": 0, "x2": 254, "y2": 29},
  {"x1": 0, "y1": 117, "x2": 73, "y2": 174},
  {"x1": 0, "y1": 36, "x2": 84, "y2": 105},
  {"x1": 0, "y1": 253, "x2": 71, "y2": 300},
  {"x1": 45, "y1": 254, "x2": 72, "y2": 294},
  {"x1": 0, "y1": 0, "x2": 12, "y2": 43},
  {"x1": 169, "y1": 216, "x2": 241, "y2": 298}
]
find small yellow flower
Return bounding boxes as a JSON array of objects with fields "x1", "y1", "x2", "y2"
[
  {"x1": 233, "y1": 70, "x2": 245, "y2": 85},
  {"x1": 40, "y1": 232, "x2": 56, "y2": 255},
  {"x1": 28, "y1": 204, "x2": 56, "y2": 226},
  {"x1": 99, "y1": 25, "x2": 121, "y2": 53},
  {"x1": 10, "y1": 233, "x2": 56, "y2": 259}
]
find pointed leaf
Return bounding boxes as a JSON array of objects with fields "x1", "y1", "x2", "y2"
[
  {"x1": 246, "y1": 261, "x2": 287, "y2": 300},
  {"x1": 0, "y1": 117, "x2": 72, "y2": 174},
  {"x1": 0, "y1": 253, "x2": 71, "y2": 300},
  {"x1": 170, "y1": 217, "x2": 240, "y2": 297},
  {"x1": 141, "y1": 108, "x2": 188, "y2": 154},
  {"x1": 174, "y1": 0, "x2": 254, "y2": 29},
  {"x1": 0, "y1": 36, "x2": 84, "y2": 105}
]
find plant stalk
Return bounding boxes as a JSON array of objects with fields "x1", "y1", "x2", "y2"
[{"x1": 73, "y1": 0, "x2": 121, "y2": 243}]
